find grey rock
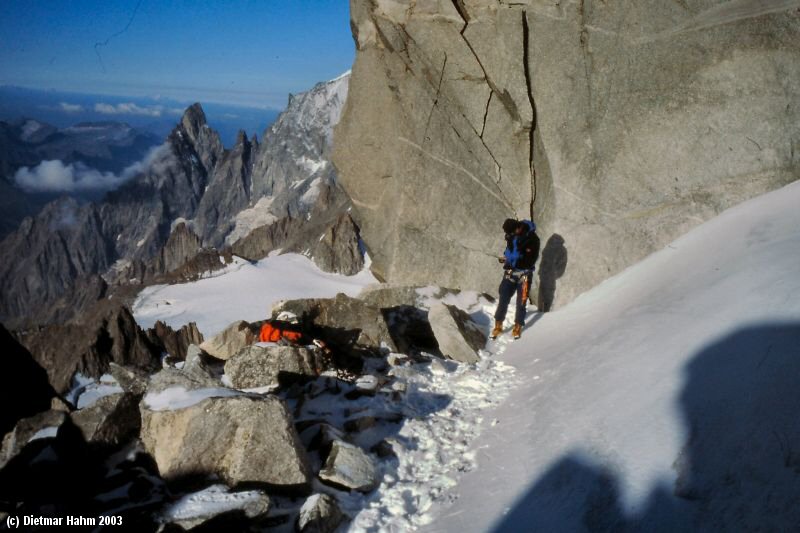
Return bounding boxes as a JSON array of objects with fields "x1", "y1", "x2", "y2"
[
  {"x1": 297, "y1": 493, "x2": 344, "y2": 533},
  {"x1": 70, "y1": 392, "x2": 141, "y2": 449},
  {"x1": 224, "y1": 344, "x2": 321, "y2": 389},
  {"x1": 146, "y1": 366, "x2": 221, "y2": 394},
  {"x1": 0, "y1": 410, "x2": 66, "y2": 469},
  {"x1": 273, "y1": 293, "x2": 396, "y2": 352},
  {"x1": 319, "y1": 439, "x2": 379, "y2": 493},
  {"x1": 336, "y1": 0, "x2": 800, "y2": 309},
  {"x1": 199, "y1": 320, "x2": 255, "y2": 361},
  {"x1": 182, "y1": 344, "x2": 215, "y2": 380},
  {"x1": 427, "y1": 303, "x2": 486, "y2": 364},
  {"x1": 308, "y1": 213, "x2": 364, "y2": 276},
  {"x1": 109, "y1": 362, "x2": 150, "y2": 396},
  {"x1": 140, "y1": 395, "x2": 312, "y2": 492}
]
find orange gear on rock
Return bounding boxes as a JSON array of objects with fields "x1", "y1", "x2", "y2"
[{"x1": 259, "y1": 322, "x2": 302, "y2": 343}]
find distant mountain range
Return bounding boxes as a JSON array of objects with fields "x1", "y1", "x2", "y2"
[{"x1": 0, "y1": 73, "x2": 360, "y2": 329}]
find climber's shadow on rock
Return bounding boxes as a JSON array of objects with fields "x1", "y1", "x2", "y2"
[
  {"x1": 537, "y1": 234, "x2": 567, "y2": 313},
  {"x1": 491, "y1": 322, "x2": 800, "y2": 532}
]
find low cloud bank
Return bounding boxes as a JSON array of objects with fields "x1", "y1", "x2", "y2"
[
  {"x1": 94, "y1": 102, "x2": 182, "y2": 117},
  {"x1": 59, "y1": 102, "x2": 84, "y2": 113},
  {"x1": 14, "y1": 144, "x2": 172, "y2": 193}
]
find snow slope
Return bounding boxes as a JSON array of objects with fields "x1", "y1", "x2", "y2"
[
  {"x1": 426, "y1": 180, "x2": 800, "y2": 532},
  {"x1": 132, "y1": 253, "x2": 377, "y2": 338}
]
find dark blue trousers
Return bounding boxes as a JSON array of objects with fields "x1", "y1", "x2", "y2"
[{"x1": 494, "y1": 272, "x2": 530, "y2": 325}]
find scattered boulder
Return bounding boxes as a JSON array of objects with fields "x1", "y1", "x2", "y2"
[
  {"x1": 319, "y1": 440, "x2": 378, "y2": 493},
  {"x1": 0, "y1": 324, "x2": 57, "y2": 435},
  {"x1": 140, "y1": 395, "x2": 311, "y2": 492},
  {"x1": 199, "y1": 320, "x2": 255, "y2": 360},
  {"x1": 427, "y1": 303, "x2": 486, "y2": 364},
  {"x1": 224, "y1": 345, "x2": 321, "y2": 389},
  {"x1": 297, "y1": 493, "x2": 344, "y2": 533},
  {"x1": 70, "y1": 392, "x2": 141, "y2": 450}
]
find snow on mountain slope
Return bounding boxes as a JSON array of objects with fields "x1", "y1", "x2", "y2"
[
  {"x1": 132, "y1": 253, "x2": 377, "y2": 338},
  {"x1": 426, "y1": 180, "x2": 800, "y2": 532}
]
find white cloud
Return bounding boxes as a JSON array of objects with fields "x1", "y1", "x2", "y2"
[
  {"x1": 14, "y1": 143, "x2": 173, "y2": 193},
  {"x1": 94, "y1": 102, "x2": 169, "y2": 117},
  {"x1": 59, "y1": 102, "x2": 84, "y2": 113}
]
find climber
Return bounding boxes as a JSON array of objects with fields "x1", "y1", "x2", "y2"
[{"x1": 491, "y1": 218, "x2": 540, "y2": 340}]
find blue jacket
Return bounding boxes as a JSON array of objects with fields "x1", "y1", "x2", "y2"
[{"x1": 503, "y1": 220, "x2": 539, "y2": 270}]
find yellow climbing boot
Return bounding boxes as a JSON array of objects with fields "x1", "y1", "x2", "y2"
[
  {"x1": 512, "y1": 323, "x2": 523, "y2": 340},
  {"x1": 490, "y1": 320, "x2": 504, "y2": 339}
]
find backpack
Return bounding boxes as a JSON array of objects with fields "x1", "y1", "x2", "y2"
[{"x1": 504, "y1": 220, "x2": 537, "y2": 270}]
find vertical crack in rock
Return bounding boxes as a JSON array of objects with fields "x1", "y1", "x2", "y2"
[
  {"x1": 424, "y1": 53, "x2": 449, "y2": 142},
  {"x1": 451, "y1": 0, "x2": 471, "y2": 28},
  {"x1": 480, "y1": 91, "x2": 493, "y2": 139},
  {"x1": 522, "y1": 10, "x2": 538, "y2": 217}
]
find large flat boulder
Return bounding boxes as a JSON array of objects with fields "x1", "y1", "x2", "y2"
[
  {"x1": 428, "y1": 302, "x2": 486, "y2": 364},
  {"x1": 140, "y1": 394, "x2": 311, "y2": 493}
]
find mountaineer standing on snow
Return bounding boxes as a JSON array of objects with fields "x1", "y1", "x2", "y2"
[{"x1": 491, "y1": 218, "x2": 540, "y2": 340}]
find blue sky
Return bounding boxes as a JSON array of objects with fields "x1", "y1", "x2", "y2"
[{"x1": 0, "y1": 1, "x2": 354, "y2": 109}]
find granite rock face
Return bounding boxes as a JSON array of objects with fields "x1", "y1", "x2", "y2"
[{"x1": 335, "y1": 0, "x2": 800, "y2": 307}]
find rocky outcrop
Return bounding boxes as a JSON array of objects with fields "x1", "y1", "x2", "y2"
[
  {"x1": 427, "y1": 302, "x2": 485, "y2": 364},
  {"x1": 146, "y1": 319, "x2": 203, "y2": 361},
  {"x1": 19, "y1": 306, "x2": 161, "y2": 394},
  {"x1": 140, "y1": 394, "x2": 312, "y2": 492},
  {"x1": 335, "y1": 0, "x2": 800, "y2": 307},
  {"x1": 224, "y1": 345, "x2": 321, "y2": 389}
]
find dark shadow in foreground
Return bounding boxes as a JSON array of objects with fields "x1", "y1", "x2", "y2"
[{"x1": 491, "y1": 323, "x2": 800, "y2": 532}]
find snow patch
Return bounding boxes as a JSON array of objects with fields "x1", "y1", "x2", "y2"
[
  {"x1": 162, "y1": 485, "x2": 266, "y2": 524},
  {"x1": 143, "y1": 386, "x2": 244, "y2": 411},
  {"x1": 133, "y1": 253, "x2": 376, "y2": 338},
  {"x1": 225, "y1": 196, "x2": 278, "y2": 245}
]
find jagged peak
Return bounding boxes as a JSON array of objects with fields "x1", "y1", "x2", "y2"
[{"x1": 179, "y1": 103, "x2": 208, "y2": 139}]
